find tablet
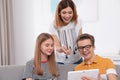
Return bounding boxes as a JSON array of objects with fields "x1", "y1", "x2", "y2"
[{"x1": 68, "y1": 69, "x2": 99, "y2": 80}]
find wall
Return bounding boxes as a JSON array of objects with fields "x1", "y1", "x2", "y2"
[{"x1": 12, "y1": 0, "x2": 120, "y2": 65}]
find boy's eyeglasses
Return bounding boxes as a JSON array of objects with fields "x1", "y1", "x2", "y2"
[{"x1": 78, "y1": 45, "x2": 92, "y2": 52}]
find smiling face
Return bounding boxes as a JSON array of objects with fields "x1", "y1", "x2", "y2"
[
  {"x1": 41, "y1": 38, "x2": 54, "y2": 56},
  {"x1": 77, "y1": 39, "x2": 95, "y2": 61},
  {"x1": 60, "y1": 6, "x2": 73, "y2": 24}
]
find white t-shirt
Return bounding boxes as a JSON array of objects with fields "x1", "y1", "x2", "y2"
[{"x1": 49, "y1": 19, "x2": 82, "y2": 64}]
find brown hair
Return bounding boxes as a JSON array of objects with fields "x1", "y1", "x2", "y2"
[
  {"x1": 55, "y1": 0, "x2": 78, "y2": 27},
  {"x1": 33, "y1": 33, "x2": 59, "y2": 77},
  {"x1": 76, "y1": 33, "x2": 95, "y2": 46}
]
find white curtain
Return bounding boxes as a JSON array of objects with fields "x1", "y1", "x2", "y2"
[{"x1": 0, "y1": 0, "x2": 14, "y2": 65}]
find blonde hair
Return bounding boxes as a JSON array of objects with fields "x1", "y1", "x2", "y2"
[{"x1": 33, "y1": 33, "x2": 59, "y2": 77}]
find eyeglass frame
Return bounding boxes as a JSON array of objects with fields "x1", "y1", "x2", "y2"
[{"x1": 77, "y1": 45, "x2": 93, "y2": 52}]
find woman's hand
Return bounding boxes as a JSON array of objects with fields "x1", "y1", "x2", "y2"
[{"x1": 61, "y1": 45, "x2": 71, "y2": 55}]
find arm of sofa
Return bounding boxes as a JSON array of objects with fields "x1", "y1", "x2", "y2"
[
  {"x1": 115, "y1": 64, "x2": 120, "y2": 80},
  {"x1": 0, "y1": 65, "x2": 25, "y2": 80}
]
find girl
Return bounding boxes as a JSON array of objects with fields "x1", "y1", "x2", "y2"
[{"x1": 22, "y1": 33, "x2": 59, "y2": 80}]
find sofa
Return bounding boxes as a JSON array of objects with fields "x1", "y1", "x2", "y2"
[{"x1": 0, "y1": 64, "x2": 120, "y2": 80}]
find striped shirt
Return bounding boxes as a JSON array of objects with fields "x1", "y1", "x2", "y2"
[{"x1": 50, "y1": 20, "x2": 82, "y2": 64}]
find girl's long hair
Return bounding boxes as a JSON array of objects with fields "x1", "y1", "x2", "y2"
[{"x1": 33, "y1": 33, "x2": 59, "y2": 77}]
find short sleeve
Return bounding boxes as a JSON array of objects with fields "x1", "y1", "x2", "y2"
[
  {"x1": 49, "y1": 22, "x2": 58, "y2": 35},
  {"x1": 22, "y1": 60, "x2": 34, "y2": 80},
  {"x1": 106, "y1": 58, "x2": 115, "y2": 69},
  {"x1": 106, "y1": 58, "x2": 117, "y2": 75}
]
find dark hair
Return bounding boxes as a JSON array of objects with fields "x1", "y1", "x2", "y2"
[
  {"x1": 76, "y1": 33, "x2": 95, "y2": 46},
  {"x1": 55, "y1": 0, "x2": 78, "y2": 27}
]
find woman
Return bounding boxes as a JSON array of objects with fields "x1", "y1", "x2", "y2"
[
  {"x1": 49, "y1": 0, "x2": 83, "y2": 64},
  {"x1": 22, "y1": 33, "x2": 59, "y2": 80}
]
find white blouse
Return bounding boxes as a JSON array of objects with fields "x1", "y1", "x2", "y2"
[{"x1": 49, "y1": 19, "x2": 82, "y2": 64}]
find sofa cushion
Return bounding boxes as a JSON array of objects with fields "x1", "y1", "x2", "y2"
[
  {"x1": 0, "y1": 65, "x2": 24, "y2": 80},
  {"x1": 0, "y1": 64, "x2": 119, "y2": 80},
  {"x1": 58, "y1": 64, "x2": 77, "y2": 80}
]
